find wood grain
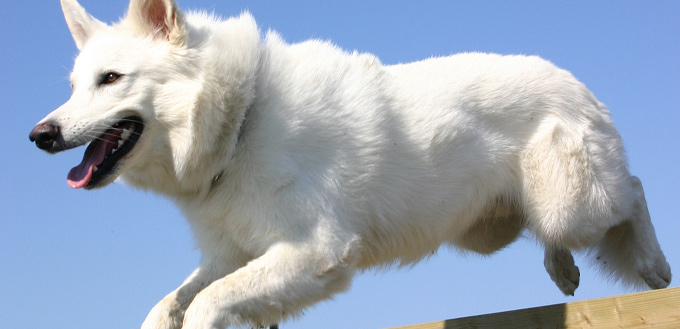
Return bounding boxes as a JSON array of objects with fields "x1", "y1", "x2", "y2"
[{"x1": 389, "y1": 287, "x2": 680, "y2": 329}]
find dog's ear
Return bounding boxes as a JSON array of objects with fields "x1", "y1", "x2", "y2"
[
  {"x1": 61, "y1": 0, "x2": 107, "y2": 50},
  {"x1": 127, "y1": 0, "x2": 186, "y2": 45}
]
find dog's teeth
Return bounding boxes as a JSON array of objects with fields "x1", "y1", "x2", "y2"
[
  {"x1": 93, "y1": 165, "x2": 98, "y2": 172},
  {"x1": 121, "y1": 129, "x2": 131, "y2": 140},
  {"x1": 118, "y1": 139, "x2": 125, "y2": 148}
]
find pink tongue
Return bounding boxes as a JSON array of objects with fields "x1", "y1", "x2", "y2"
[{"x1": 66, "y1": 141, "x2": 109, "y2": 189}]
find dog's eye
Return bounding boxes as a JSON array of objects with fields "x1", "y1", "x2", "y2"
[{"x1": 99, "y1": 72, "x2": 121, "y2": 86}]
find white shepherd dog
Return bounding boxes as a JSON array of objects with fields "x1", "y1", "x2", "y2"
[{"x1": 30, "y1": 0, "x2": 671, "y2": 328}]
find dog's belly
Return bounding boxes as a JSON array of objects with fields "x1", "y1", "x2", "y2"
[{"x1": 454, "y1": 195, "x2": 524, "y2": 254}]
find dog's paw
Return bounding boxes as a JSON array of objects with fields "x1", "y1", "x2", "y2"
[
  {"x1": 552, "y1": 263, "x2": 580, "y2": 296},
  {"x1": 182, "y1": 288, "x2": 233, "y2": 329},
  {"x1": 141, "y1": 297, "x2": 184, "y2": 329},
  {"x1": 544, "y1": 248, "x2": 580, "y2": 296},
  {"x1": 636, "y1": 255, "x2": 671, "y2": 289}
]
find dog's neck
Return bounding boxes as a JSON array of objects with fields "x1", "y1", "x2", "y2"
[{"x1": 166, "y1": 15, "x2": 261, "y2": 195}]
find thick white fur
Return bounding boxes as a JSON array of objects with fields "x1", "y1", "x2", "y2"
[{"x1": 38, "y1": 0, "x2": 670, "y2": 328}]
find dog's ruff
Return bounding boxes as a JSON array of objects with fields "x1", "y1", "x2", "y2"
[{"x1": 30, "y1": 0, "x2": 671, "y2": 328}]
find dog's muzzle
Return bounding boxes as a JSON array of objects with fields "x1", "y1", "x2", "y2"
[{"x1": 29, "y1": 116, "x2": 144, "y2": 189}]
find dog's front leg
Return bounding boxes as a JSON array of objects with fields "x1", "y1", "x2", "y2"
[
  {"x1": 142, "y1": 261, "x2": 236, "y2": 329},
  {"x1": 182, "y1": 241, "x2": 357, "y2": 329}
]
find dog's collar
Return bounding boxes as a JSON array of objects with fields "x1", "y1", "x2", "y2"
[
  {"x1": 235, "y1": 103, "x2": 253, "y2": 146},
  {"x1": 211, "y1": 103, "x2": 252, "y2": 189},
  {"x1": 211, "y1": 169, "x2": 224, "y2": 187}
]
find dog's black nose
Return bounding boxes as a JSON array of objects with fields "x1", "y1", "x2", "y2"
[{"x1": 29, "y1": 122, "x2": 60, "y2": 151}]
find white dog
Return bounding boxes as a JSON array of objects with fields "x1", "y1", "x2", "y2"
[{"x1": 30, "y1": 0, "x2": 671, "y2": 328}]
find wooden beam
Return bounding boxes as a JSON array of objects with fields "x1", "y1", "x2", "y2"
[{"x1": 389, "y1": 287, "x2": 680, "y2": 329}]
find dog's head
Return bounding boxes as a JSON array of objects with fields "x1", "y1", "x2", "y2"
[
  {"x1": 29, "y1": 0, "x2": 260, "y2": 193},
  {"x1": 29, "y1": 0, "x2": 188, "y2": 190}
]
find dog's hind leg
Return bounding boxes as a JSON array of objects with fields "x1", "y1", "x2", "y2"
[
  {"x1": 522, "y1": 120, "x2": 651, "y2": 295},
  {"x1": 544, "y1": 246, "x2": 580, "y2": 296},
  {"x1": 592, "y1": 176, "x2": 671, "y2": 289}
]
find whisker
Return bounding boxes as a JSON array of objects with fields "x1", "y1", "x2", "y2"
[
  {"x1": 99, "y1": 128, "x2": 143, "y2": 137},
  {"x1": 93, "y1": 122, "x2": 144, "y2": 135},
  {"x1": 72, "y1": 119, "x2": 145, "y2": 148},
  {"x1": 79, "y1": 134, "x2": 117, "y2": 146},
  {"x1": 115, "y1": 118, "x2": 145, "y2": 125},
  {"x1": 157, "y1": 120, "x2": 171, "y2": 131},
  {"x1": 78, "y1": 128, "x2": 142, "y2": 146},
  {"x1": 79, "y1": 131, "x2": 126, "y2": 144}
]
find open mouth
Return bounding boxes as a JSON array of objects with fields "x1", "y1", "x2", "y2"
[{"x1": 67, "y1": 116, "x2": 144, "y2": 189}]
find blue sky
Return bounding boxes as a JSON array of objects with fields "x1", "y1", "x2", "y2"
[{"x1": 1, "y1": 1, "x2": 678, "y2": 328}]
